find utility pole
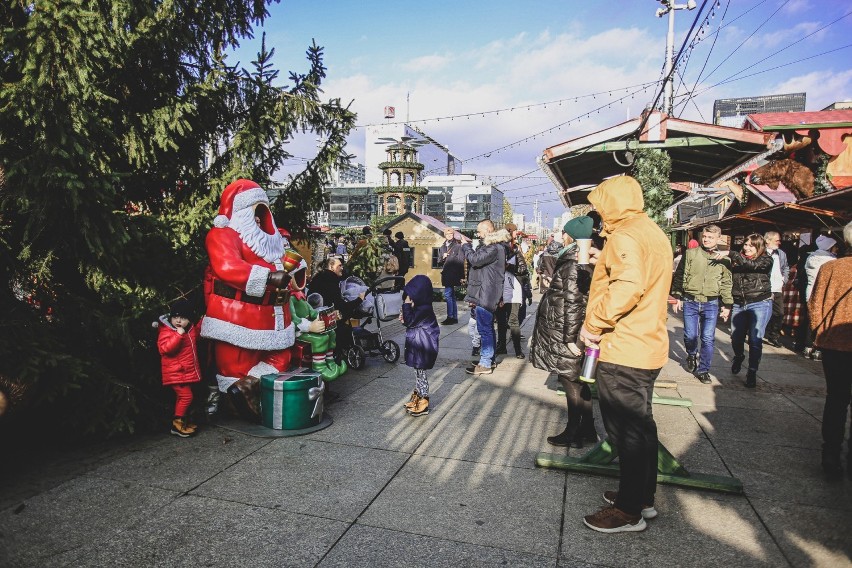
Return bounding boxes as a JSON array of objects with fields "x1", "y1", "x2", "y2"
[{"x1": 655, "y1": 0, "x2": 696, "y2": 115}]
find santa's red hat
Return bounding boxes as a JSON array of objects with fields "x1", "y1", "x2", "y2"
[{"x1": 213, "y1": 179, "x2": 270, "y2": 228}]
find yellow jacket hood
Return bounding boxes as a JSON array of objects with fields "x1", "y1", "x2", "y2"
[{"x1": 588, "y1": 176, "x2": 645, "y2": 236}]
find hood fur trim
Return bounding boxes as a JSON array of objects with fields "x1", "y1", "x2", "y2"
[{"x1": 484, "y1": 229, "x2": 511, "y2": 245}]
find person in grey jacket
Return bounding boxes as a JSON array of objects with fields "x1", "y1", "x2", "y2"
[{"x1": 462, "y1": 219, "x2": 509, "y2": 375}]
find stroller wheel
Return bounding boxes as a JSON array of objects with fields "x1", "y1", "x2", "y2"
[
  {"x1": 381, "y1": 340, "x2": 400, "y2": 363},
  {"x1": 346, "y1": 346, "x2": 366, "y2": 370}
]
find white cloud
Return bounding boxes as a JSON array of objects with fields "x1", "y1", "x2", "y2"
[
  {"x1": 782, "y1": 0, "x2": 812, "y2": 15},
  {"x1": 400, "y1": 54, "x2": 451, "y2": 73},
  {"x1": 744, "y1": 21, "x2": 825, "y2": 50},
  {"x1": 768, "y1": 69, "x2": 852, "y2": 109}
]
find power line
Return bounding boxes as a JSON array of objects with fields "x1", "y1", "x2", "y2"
[
  {"x1": 705, "y1": 8, "x2": 852, "y2": 89},
  {"x1": 698, "y1": 0, "x2": 789, "y2": 86},
  {"x1": 677, "y1": 7, "x2": 852, "y2": 115},
  {"x1": 677, "y1": 0, "x2": 731, "y2": 118},
  {"x1": 639, "y1": 0, "x2": 710, "y2": 133},
  {"x1": 677, "y1": 42, "x2": 852, "y2": 102}
]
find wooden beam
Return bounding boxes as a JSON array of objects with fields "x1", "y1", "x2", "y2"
[{"x1": 585, "y1": 136, "x2": 738, "y2": 153}]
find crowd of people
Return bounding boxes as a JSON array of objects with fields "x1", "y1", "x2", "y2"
[{"x1": 158, "y1": 175, "x2": 851, "y2": 533}]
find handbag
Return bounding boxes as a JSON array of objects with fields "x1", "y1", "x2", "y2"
[{"x1": 375, "y1": 290, "x2": 404, "y2": 321}]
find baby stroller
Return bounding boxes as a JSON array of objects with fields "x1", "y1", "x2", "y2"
[{"x1": 340, "y1": 275, "x2": 404, "y2": 369}]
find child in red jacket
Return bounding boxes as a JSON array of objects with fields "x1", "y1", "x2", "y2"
[{"x1": 158, "y1": 299, "x2": 202, "y2": 437}]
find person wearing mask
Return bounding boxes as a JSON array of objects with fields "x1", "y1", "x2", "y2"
[
  {"x1": 763, "y1": 231, "x2": 789, "y2": 347},
  {"x1": 392, "y1": 231, "x2": 411, "y2": 279},
  {"x1": 437, "y1": 227, "x2": 465, "y2": 325},
  {"x1": 808, "y1": 221, "x2": 852, "y2": 478},
  {"x1": 804, "y1": 234, "x2": 840, "y2": 361},
  {"x1": 715, "y1": 234, "x2": 773, "y2": 388},
  {"x1": 530, "y1": 216, "x2": 596, "y2": 448},
  {"x1": 461, "y1": 220, "x2": 508, "y2": 375},
  {"x1": 670, "y1": 225, "x2": 732, "y2": 384},
  {"x1": 578, "y1": 176, "x2": 672, "y2": 534}
]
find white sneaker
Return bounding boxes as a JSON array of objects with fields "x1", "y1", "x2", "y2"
[{"x1": 603, "y1": 490, "x2": 657, "y2": 519}]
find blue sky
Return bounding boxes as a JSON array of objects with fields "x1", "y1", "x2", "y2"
[{"x1": 230, "y1": 0, "x2": 852, "y2": 221}]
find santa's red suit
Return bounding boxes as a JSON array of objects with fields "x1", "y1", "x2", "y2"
[{"x1": 201, "y1": 179, "x2": 295, "y2": 392}]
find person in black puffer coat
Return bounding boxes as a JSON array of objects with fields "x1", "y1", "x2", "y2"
[
  {"x1": 530, "y1": 216, "x2": 596, "y2": 448},
  {"x1": 715, "y1": 233, "x2": 773, "y2": 388}
]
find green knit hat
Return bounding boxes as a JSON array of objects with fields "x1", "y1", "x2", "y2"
[{"x1": 563, "y1": 215, "x2": 594, "y2": 240}]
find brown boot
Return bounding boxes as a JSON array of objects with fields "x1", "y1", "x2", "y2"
[
  {"x1": 403, "y1": 391, "x2": 419, "y2": 411},
  {"x1": 407, "y1": 396, "x2": 430, "y2": 417},
  {"x1": 171, "y1": 417, "x2": 195, "y2": 438}
]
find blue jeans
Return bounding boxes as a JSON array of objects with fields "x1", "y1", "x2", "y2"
[
  {"x1": 730, "y1": 299, "x2": 773, "y2": 372},
  {"x1": 444, "y1": 286, "x2": 457, "y2": 319},
  {"x1": 474, "y1": 306, "x2": 495, "y2": 367},
  {"x1": 683, "y1": 299, "x2": 720, "y2": 374}
]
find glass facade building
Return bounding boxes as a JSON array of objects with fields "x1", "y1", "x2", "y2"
[
  {"x1": 713, "y1": 93, "x2": 806, "y2": 127},
  {"x1": 323, "y1": 175, "x2": 503, "y2": 231},
  {"x1": 326, "y1": 184, "x2": 377, "y2": 228}
]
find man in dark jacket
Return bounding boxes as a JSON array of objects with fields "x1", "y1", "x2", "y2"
[
  {"x1": 461, "y1": 219, "x2": 508, "y2": 375},
  {"x1": 438, "y1": 226, "x2": 465, "y2": 325},
  {"x1": 393, "y1": 231, "x2": 411, "y2": 278}
]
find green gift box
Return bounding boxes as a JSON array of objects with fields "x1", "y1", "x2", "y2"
[{"x1": 260, "y1": 370, "x2": 324, "y2": 430}]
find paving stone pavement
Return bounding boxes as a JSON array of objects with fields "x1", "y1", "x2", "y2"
[{"x1": 1, "y1": 297, "x2": 850, "y2": 567}]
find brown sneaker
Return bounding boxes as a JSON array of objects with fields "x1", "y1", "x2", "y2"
[
  {"x1": 403, "y1": 391, "x2": 419, "y2": 411},
  {"x1": 407, "y1": 396, "x2": 429, "y2": 417},
  {"x1": 602, "y1": 490, "x2": 657, "y2": 519},
  {"x1": 465, "y1": 364, "x2": 493, "y2": 375},
  {"x1": 170, "y1": 417, "x2": 195, "y2": 438},
  {"x1": 583, "y1": 505, "x2": 647, "y2": 533}
]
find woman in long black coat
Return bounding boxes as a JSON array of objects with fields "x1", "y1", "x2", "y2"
[{"x1": 529, "y1": 216, "x2": 595, "y2": 448}]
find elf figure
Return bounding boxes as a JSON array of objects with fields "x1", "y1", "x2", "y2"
[{"x1": 288, "y1": 257, "x2": 347, "y2": 381}]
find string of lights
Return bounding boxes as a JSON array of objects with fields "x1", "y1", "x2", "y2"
[
  {"x1": 500, "y1": 181, "x2": 554, "y2": 193},
  {"x1": 676, "y1": 0, "x2": 731, "y2": 118},
  {"x1": 354, "y1": 81, "x2": 660, "y2": 129},
  {"x1": 694, "y1": 0, "x2": 790, "y2": 87},
  {"x1": 422, "y1": 81, "x2": 662, "y2": 176},
  {"x1": 669, "y1": 0, "x2": 723, "y2": 94},
  {"x1": 639, "y1": 0, "x2": 710, "y2": 131}
]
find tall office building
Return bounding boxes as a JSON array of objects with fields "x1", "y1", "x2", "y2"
[
  {"x1": 421, "y1": 174, "x2": 503, "y2": 232},
  {"x1": 331, "y1": 163, "x2": 366, "y2": 184}
]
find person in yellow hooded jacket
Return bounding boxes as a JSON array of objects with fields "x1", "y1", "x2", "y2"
[{"x1": 578, "y1": 176, "x2": 673, "y2": 534}]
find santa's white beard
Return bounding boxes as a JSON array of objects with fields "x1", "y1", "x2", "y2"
[{"x1": 230, "y1": 207, "x2": 286, "y2": 263}]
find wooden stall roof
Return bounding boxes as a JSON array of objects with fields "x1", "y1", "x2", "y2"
[{"x1": 539, "y1": 112, "x2": 777, "y2": 206}]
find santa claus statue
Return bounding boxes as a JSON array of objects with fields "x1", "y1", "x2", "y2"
[{"x1": 201, "y1": 179, "x2": 297, "y2": 419}]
